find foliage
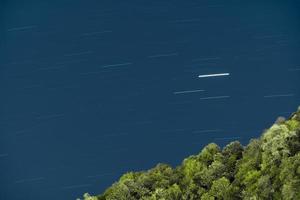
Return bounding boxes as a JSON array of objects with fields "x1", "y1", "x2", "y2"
[{"x1": 78, "y1": 108, "x2": 300, "y2": 200}]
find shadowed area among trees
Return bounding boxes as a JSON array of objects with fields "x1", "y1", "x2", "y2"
[{"x1": 79, "y1": 107, "x2": 300, "y2": 200}]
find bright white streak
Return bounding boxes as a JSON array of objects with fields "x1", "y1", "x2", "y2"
[{"x1": 198, "y1": 73, "x2": 230, "y2": 78}]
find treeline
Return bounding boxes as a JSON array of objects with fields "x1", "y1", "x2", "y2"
[{"x1": 79, "y1": 107, "x2": 300, "y2": 200}]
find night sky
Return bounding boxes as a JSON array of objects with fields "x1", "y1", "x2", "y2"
[{"x1": 1, "y1": 1, "x2": 300, "y2": 199}]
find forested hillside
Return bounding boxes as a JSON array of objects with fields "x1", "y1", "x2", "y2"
[{"x1": 79, "y1": 107, "x2": 300, "y2": 200}]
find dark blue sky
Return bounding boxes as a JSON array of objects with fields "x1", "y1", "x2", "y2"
[{"x1": 1, "y1": 1, "x2": 300, "y2": 199}]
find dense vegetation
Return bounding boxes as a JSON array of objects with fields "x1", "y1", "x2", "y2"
[{"x1": 79, "y1": 107, "x2": 300, "y2": 200}]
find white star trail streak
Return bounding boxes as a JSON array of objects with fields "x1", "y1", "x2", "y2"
[
  {"x1": 64, "y1": 51, "x2": 93, "y2": 57},
  {"x1": 192, "y1": 57, "x2": 221, "y2": 62},
  {"x1": 15, "y1": 177, "x2": 45, "y2": 184},
  {"x1": 171, "y1": 18, "x2": 202, "y2": 23},
  {"x1": 198, "y1": 73, "x2": 230, "y2": 78},
  {"x1": 200, "y1": 96, "x2": 230, "y2": 100},
  {"x1": 215, "y1": 137, "x2": 241, "y2": 141},
  {"x1": 101, "y1": 62, "x2": 133, "y2": 68},
  {"x1": 263, "y1": 94, "x2": 295, "y2": 98},
  {"x1": 192, "y1": 129, "x2": 223, "y2": 134},
  {"x1": 61, "y1": 184, "x2": 92, "y2": 190},
  {"x1": 0, "y1": 153, "x2": 8, "y2": 158},
  {"x1": 173, "y1": 89, "x2": 205, "y2": 95},
  {"x1": 148, "y1": 53, "x2": 178, "y2": 58},
  {"x1": 7, "y1": 25, "x2": 36, "y2": 32},
  {"x1": 288, "y1": 68, "x2": 300, "y2": 71},
  {"x1": 81, "y1": 30, "x2": 112, "y2": 36}
]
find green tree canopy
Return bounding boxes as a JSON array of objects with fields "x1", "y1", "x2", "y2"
[{"x1": 78, "y1": 107, "x2": 300, "y2": 200}]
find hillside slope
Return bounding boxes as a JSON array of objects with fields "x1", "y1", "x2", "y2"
[{"x1": 79, "y1": 107, "x2": 300, "y2": 200}]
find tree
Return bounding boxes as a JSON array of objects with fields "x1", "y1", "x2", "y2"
[
  {"x1": 79, "y1": 107, "x2": 300, "y2": 200},
  {"x1": 209, "y1": 177, "x2": 235, "y2": 199}
]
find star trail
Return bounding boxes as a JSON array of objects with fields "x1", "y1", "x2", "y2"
[{"x1": 1, "y1": 1, "x2": 300, "y2": 200}]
